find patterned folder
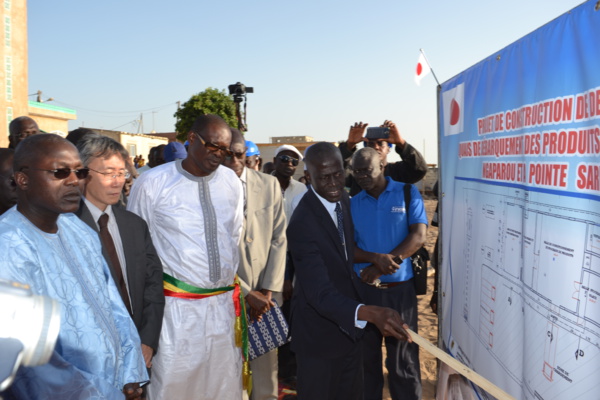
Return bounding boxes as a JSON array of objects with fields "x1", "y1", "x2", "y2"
[{"x1": 247, "y1": 300, "x2": 291, "y2": 360}]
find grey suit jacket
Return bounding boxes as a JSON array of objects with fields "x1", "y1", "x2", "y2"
[
  {"x1": 75, "y1": 200, "x2": 165, "y2": 351},
  {"x1": 237, "y1": 169, "x2": 287, "y2": 295}
]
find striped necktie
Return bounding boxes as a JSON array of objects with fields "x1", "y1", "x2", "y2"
[{"x1": 334, "y1": 202, "x2": 346, "y2": 253}]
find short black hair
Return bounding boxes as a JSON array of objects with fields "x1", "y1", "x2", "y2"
[
  {"x1": 229, "y1": 128, "x2": 244, "y2": 146},
  {"x1": 351, "y1": 146, "x2": 379, "y2": 167},
  {"x1": 0, "y1": 148, "x2": 14, "y2": 170},
  {"x1": 190, "y1": 114, "x2": 229, "y2": 137},
  {"x1": 304, "y1": 142, "x2": 342, "y2": 169},
  {"x1": 8, "y1": 116, "x2": 37, "y2": 137},
  {"x1": 66, "y1": 128, "x2": 98, "y2": 146},
  {"x1": 14, "y1": 134, "x2": 72, "y2": 171}
]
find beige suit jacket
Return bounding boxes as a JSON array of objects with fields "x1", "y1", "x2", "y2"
[{"x1": 237, "y1": 168, "x2": 287, "y2": 295}]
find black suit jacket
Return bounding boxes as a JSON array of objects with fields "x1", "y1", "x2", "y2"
[
  {"x1": 76, "y1": 201, "x2": 165, "y2": 351},
  {"x1": 287, "y1": 189, "x2": 364, "y2": 359}
]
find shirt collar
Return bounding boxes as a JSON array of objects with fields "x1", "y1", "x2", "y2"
[
  {"x1": 239, "y1": 167, "x2": 247, "y2": 184},
  {"x1": 176, "y1": 159, "x2": 217, "y2": 182},
  {"x1": 310, "y1": 186, "x2": 339, "y2": 214},
  {"x1": 84, "y1": 197, "x2": 113, "y2": 223},
  {"x1": 384, "y1": 176, "x2": 394, "y2": 191}
]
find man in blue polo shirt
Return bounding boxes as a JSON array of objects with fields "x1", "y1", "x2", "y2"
[{"x1": 350, "y1": 147, "x2": 427, "y2": 400}]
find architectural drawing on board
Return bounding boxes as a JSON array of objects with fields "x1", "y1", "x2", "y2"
[{"x1": 445, "y1": 179, "x2": 599, "y2": 399}]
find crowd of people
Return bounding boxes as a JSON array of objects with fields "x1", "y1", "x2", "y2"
[{"x1": 0, "y1": 113, "x2": 430, "y2": 400}]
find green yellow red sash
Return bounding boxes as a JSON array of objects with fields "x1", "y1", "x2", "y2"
[
  {"x1": 163, "y1": 272, "x2": 234, "y2": 299},
  {"x1": 162, "y1": 272, "x2": 252, "y2": 393}
]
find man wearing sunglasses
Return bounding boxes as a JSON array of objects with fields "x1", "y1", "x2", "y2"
[
  {"x1": 128, "y1": 114, "x2": 245, "y2": 400},
  {"x1": 74, "y1": 134, "x2": 165, "y2": 375},
  {"x1": 0, "y1": 134, "x2": 148, "y2": 399},
  {"x1": 272, "y1": 144, "x2": 308, "y2": 220},
  {"x1": 0, "y1": 148, "x2": 16, "y2": 215},
  {"x1": 340, "y1": 120, "x2": 428, "y2": 196},
  {"x1": 224, "y1": 129, "x2": 286, "y2": 400}
]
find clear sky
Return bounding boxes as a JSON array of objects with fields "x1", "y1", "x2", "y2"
[{"x1": 28, "y1": 0, "x2": 585, "y2": 164}]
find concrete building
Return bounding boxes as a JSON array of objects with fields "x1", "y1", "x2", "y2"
[
  {"x1": 28, "y1": 101, "x2": 77, "y2": 137},
  {"x1": 0, "y1": 0, "x2": 76, "y2": 146},
  {"x1": 91, "y1": 128, "x2": 168, "y2": 159},
  {"x1": 146, "y1": 131, "x2": 180, "y2": 143},
  {"x1": 270, "y1": 135, "x2": 313, "y2": 144},
  {"x1": 1, "y1": 0, "x2": 29, "y2": 147}
]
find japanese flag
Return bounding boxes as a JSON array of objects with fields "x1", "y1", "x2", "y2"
[
  {"x1": 442, "y1": 83, "x2": 465, "y2": 136},
  {"x1": 414, "y1": 53, "x2": 431, "y2": 86}
]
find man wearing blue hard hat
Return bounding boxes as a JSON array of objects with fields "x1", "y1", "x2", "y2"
[{"x1": 245, "y1": 140, "x2": 261, "y2": 171}]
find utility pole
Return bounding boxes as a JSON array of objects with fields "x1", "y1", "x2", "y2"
[
  {"x1": 137, "y1": 113, "x2": 144, "y2": 134},
  {"x1": 176, "y1": 101, "x2": 181, "y2": 124}
]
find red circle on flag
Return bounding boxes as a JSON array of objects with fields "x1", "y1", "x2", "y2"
[
  {"x1": 450, "y1": 99, "x2": 460, "y2": 126},
  {"x1": 416, "y1": 63, "x2": 423, "y2": 76}
]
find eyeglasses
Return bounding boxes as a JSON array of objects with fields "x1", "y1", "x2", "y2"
[
  {"x1": 195, "y1": 133, "x2": 233, "y2": 157},
  {"x1": 88, "y1": 168, "x2": 131, "y2": 180},
  {"x1": 21, "y1": 167, "x2": 90, "y2": 180},
  {"x1": 277, "y1": 155, "x2": 299, "y2": 166},
  {"x1": 225, "y1": 148, "x2": 247, "y2": 161}
]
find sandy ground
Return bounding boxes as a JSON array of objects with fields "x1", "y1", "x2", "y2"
[{"x1": 382, "y1": 199, "x2": 439, "y2": 400}]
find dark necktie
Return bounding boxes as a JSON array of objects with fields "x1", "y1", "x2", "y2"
[
  {"x1": 334, "y1": 202, "x2": 346, "y2": 252},
  {"x1": 98, "y1": 213, "x2": 132, "y2": 315}
]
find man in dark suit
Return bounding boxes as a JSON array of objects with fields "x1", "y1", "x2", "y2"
[
  {"x1": 75, "y1": 134, "x2": 165, "y2": 369},
  {"x1": 287, "y1": 142, "x2": 412, "y2": 400}
]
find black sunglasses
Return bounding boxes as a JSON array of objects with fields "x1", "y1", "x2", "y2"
[
  {"x1": 22, "y1": 167, "x2": 90, "y2": 180},
  {"x1": 195, "y1": 133, "x2": 233, "y2": 157},
  {"x1": 225, "y1": 148, "x2": 247, "y2": 161},
  {"x1": 278, "y1": 154, "x2": 299, "y2": 166}
]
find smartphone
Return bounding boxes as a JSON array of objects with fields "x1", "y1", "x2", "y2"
[
  {"x1": 392, "y1": 255, "x2": 403, "y2": 264},
  {"x1": 366, "y1": 127, "x2": 390, "y2": 139}
]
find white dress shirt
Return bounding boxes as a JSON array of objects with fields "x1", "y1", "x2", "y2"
[{"x1": 84, "y1": 198, "x2": 132, "y2": 307}]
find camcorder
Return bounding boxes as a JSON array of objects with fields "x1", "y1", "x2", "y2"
[
  {"x1": 0, "y1": 279, "x2": 60, "y2": 392},
  {"x1": 228, "y1": 82, "x2": 254, "y2": 103}
]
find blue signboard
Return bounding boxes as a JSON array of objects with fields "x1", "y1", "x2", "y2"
[{"x1": 438, "y1": 2, "x2": 600, "y2": 399}]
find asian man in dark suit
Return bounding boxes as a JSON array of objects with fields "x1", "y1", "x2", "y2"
[
  {"x1": 75, "y1": 134, "x2": 165, "y2": 370},
  {"x1": 286, "y1": 142, "x2": 412, "y2": 400}
]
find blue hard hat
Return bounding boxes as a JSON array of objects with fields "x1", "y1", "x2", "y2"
[{"x1": 246, "y1": 140, "x2": 260, "y2": 157}]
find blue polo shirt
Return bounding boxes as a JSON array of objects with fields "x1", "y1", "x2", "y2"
[{"x1": 351, "y1": 177, "x2": 428, "y2": 282}]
